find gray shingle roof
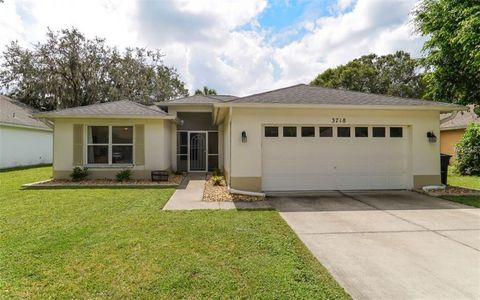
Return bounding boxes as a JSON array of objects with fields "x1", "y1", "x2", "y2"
[
  {"x1": 37, "y1": 100, "x2": 171, "y2": 118},
  {"x1": 228, "y1": 84, "x2": 462, "y2": 108},
  {"x1": 441, "y1": 104, "x2": 479, "y2": 129},
  {"x1": 0, "y1": 95, "x2": 50, "y2": 129},
  {"x1": 163, "y1": 94, "x2": 238, "y2": 105}
]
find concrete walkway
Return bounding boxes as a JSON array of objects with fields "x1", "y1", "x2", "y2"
[{"x1": 163, "y1": 173, "x2": 271, "y2": 210}]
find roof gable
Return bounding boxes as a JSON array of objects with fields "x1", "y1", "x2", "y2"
[
  {"x1": 441, "y1": 104, "x2": 479, "y2": 129},
  {"x1": 0, "y1": 96, "x2": 50, "y2": 129}
]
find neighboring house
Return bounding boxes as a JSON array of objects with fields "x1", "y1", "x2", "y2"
[
  {"x1": 0, "y1": 96, "x2": 53, "y2": 169},
  {"x1": 36, "y1": 84, "x2": 464, "y2": 192},
  {"x1": 440, "y1": 104, "x2": 479, "y2": 161}
]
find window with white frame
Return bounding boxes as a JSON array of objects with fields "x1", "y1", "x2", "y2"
[{"x1": 87, "y1": 126, "x2": 133, "y2": 165}]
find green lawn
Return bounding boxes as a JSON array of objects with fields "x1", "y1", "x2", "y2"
[
  {"x1": 448, "y1": 173, "x2": 480, "y2": 190},
  {"x1": 444, "y1": 170, "x2": 480, "y2": 207},
  {"x1": 0, "y1": 167, "x2": 348, "y2": 299},
  {"x1": 442, "y1": 196, "x2": 480, "y2": 208}
]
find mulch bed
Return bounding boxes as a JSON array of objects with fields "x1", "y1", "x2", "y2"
[
  {"x1": 23, "y1": 174, "x2": 184, "y2": 188},
  {"x1": 203, "y1": 175, "x2": 265, "y2": 202},
  {"x1": 422, "y1": 185, "x2": 480, "y2": 196}
]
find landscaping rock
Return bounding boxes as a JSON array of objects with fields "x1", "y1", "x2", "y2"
[{"x1": 203, "y1": 175, "x2": 265, "y2": 202}]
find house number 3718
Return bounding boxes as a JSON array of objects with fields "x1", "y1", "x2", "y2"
[{"x1": 331, "y1": 118, "x2": 347, "y2": 123}]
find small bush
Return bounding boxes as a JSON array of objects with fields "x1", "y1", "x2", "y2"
[
  {"x1": 211, "y1": 175, "x2": 224, "y2": 186},
  {"x1": 212, "y1": 168, "x2": 223, "y2": 176},
  {"x1": 455, "y1": 123, "x2": 480, "y2": 176},
  {"x1": 116, "y1": 169, "x2": 132, "y2": 182},
  {"x1": 70, "y1": 167, "x2": 89, "y2": 181}
]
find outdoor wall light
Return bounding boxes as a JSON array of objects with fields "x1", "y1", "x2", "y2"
[
  {"x1": 427, "y1": 131, "x2": 437, "y2": 143},
  {"x1": 241, "y1": 131, "x2": 247, "y2": 143}
]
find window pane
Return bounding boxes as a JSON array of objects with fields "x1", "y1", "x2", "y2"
[
  {"x1": 112, "y1": 126, "x2": 133, "y2": 144},
  {"x1": 177, "y1": 132, "x2": 188, "y2": 154},
  {"x1": 319, "y1": 127, "x2": 333, "y2": 137},
  {"x1": 283, "y1": 126, "x2": 297, "y2": 137},
  {"x1": 265, "y1": 126, "x2": 278, "y2": 137},
  {"x1": 179, "y1": 132, "x2": 188, "y2": 145},
  {"x1": 301, "y1": 126, "x2": 315, "y2": 137},
  {"x1": 372, "y1": 127, "x2": 386, "y2": 137},
  {"x1": 208, "y1": 155, "x2": 219, "y2": 171},
  {"x1": 112, "y1": 145, "x2": 133, "y2": 164},
  {"x1": 87, "y1": 145, "x2": 108, "y2": 164},
  {"x1": 208, "y1": 132, "x2": 218, "y2": 154},
  {"x1": 179, "y1": 146, "x2": 188, "y2": 155},
  {"x1": 88, "y1": 126, "x2": 108, "y2": 144},
  {"x1": 177, "y1": 155, "x2": 188, "y2": 172},
  {"x1": 355, "y1": 127, "x2": 368, "y2": 137},
  {"x1": 390, "y1": 127, "x2": 403, "y2": 138},
  {"x1": 337, "y1": 127, "x2": 351, "y2": 137}
]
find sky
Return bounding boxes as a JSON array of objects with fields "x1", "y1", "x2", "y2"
[{"x1": 0, "y1": 0, "x2": 426, "y2": 96}]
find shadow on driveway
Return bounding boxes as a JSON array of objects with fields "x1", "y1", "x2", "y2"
[{"x1": 268, "y1": 190, "x2": 475, "y2": 212}]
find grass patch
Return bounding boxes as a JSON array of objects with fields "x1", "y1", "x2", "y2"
[
  {"x1": 448, "y1": 174, "x2": 480, "y2": 190},
  {"x1": 448, "y1": 167, "x2": 480, "y2": 190},
  {"x1": 0, "y1": 167, "x2": 349, "y2": 299},
  {"x1": 442, "y1": 196, "x2": 480, "y2": 208}
]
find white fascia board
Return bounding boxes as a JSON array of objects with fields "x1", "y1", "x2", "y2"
[
  {"x1": 0, "y1": 122, "x2": 53, "y2": 132},
  {"x1": 154, "y1": 102, "x2": 215, "y2": 107},
  {"x1": 33, "y1": 114, "x2": 176, "y2": 120}
]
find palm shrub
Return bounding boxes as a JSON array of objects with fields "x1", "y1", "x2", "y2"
[
  {"x1": 211, "y1": 175, "x2": 224, "y2": 186},
  {"x1": 116, "y1": 169, "x2": 132, "y2": 182},
  {"x1": 455, "y1": 123, "x2": 480, "y2": 176}
]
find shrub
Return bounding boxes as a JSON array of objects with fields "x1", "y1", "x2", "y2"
[
  {"x1": 70, "y1": 166, "x2": 89, "y2": 181},
  {"x1": 212, "y1": 168, "x2": 223, "y2": 176},
  {"x1": 211, "y1": 175, "x2": 224, "y2": 186},
  {"x1": 116, "y1": 169, "x2": 132, "y2": 182},
  {"x1": 455, "y1": 123, "x2": 480, "y2": 176}
]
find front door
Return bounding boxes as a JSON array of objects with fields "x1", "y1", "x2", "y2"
[{"x1": 189, "y1": 132, "x2": 207, "y2": 171}]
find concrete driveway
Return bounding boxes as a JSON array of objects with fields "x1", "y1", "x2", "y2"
[{"x1": 269, "y1": 191, "x2": 480, "y2": 299}]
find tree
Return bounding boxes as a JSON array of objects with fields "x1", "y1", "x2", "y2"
[
  {"x1": 455, "y1": 123, "x2": 480, "y2": 176},
  {"x1": 413, "y1": 0, "x2": 480, "y2": 105},
  {"x1": 194, "y1": 86, "x2": 217, "y2": 96},
  {"x1": 0, "y1": 28, "x2": 188, "y2": 110},
  {"x1": 310, "y1": 51, "x2": 427, "y2": 99}
]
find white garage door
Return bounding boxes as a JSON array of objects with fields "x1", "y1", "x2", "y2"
[{"x1": 262, "y1": 125, "x2": 410, "y2": 191}]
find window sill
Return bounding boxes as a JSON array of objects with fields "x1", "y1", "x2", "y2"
[{"x1": 85, "y1": 164, "x2": 134, "y2": 169}]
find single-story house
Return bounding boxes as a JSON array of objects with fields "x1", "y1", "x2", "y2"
[
  {"x1": 440, "y1": 104, "x2": 479, "y2": 161},
  {"x1": 1, "y1": 96, "x2": 53, "y2": 169},
  {"x1": 35, "y1": 84, "x2": 464, "y2": 192}
]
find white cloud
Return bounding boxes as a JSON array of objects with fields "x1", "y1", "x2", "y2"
[
  {"x1": 0, "y1": 0, "x2": 425, "y2": 96},
  {"x1": 272, "y1": 0, "x2": 424, "y2": 87}
]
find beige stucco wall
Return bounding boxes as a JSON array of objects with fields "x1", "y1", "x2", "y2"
[
  {"x1": 440, "y1": 129, "x2": 464, "y2": 161},
  {"x1": 52, "y1": 118, "x2": 171, "y2": 179},
  {"x1": 228, "y1": 108, "x2": 441, "y2": 191}
]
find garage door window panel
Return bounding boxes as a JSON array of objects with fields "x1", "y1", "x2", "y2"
[
  {"x1": 390, "y1": 127, "x2": 403, "y2": 138},
  {"x1": 265, "y1": 126, "x2": 279, "y2": 137},
  {"x1": 337, "y1": 127, "x2": 351, "y2": 137},
  {"x1": 301, "y1": 126, "x2": 315, "y2": 137},
  {"x1": 319, "y1": 127, "x2": 333, "y2": 137},
  {"x1": 355, "y1": 127, "x2": 368, "y2": 137},
  {"x1": 283, "y1": 126, "x2": 297, "y2": 137},
  {"x1": 373, "y1": 127, "x2": 386, "y2": 137}
]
